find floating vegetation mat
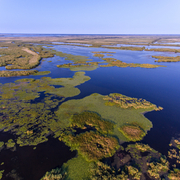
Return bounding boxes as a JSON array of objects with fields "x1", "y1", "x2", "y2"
[
  {"x1": 56, "y1": 93, "x2": 162, "y2": 141},
  {"x1": 0, "y1": 72, "x2": 90, "y2": 146}
]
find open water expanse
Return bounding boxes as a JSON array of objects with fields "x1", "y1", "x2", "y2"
[{"x1": 0, "y1": 41, "x2": 180, "y2": 179}]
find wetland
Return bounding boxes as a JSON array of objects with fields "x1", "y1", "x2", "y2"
[{"x1": 0, "y1": 34, "x2": 180, "y2": 180}]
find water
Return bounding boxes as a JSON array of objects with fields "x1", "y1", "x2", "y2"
[
  {"x1": 1, "y1": 42, "x2": 180, "y2": 178},
  {"x1": 0, "y1": 133, "x2": 76, "y2": 180},
  {"x1": 103, "y1": 44, "x2": 180, "y2": 49},
  {"x1": 52, "y1": 42, "x2": 92, "y2": 46},
  {"x1": 158, "y1": 42, "x2": 180, "y2": 45}
]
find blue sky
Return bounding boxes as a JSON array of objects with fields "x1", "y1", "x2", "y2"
[{"x1": 0, "y1": 0, "x2": 180, "y2": 34}]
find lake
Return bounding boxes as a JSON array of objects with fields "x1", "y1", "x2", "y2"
[{"x1": 0, "y1": 40, "x2": 180, "y2": 179}]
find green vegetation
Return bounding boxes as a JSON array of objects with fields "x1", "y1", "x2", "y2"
[
  {"x1": 168, "y1": 169, "x2": 180, "y2": 180},
  {"x1": 56, "y1": 93, "x2": 161, "y2": 141},
  {"x1": 62, "y1": 155, "x2": 93, "y2": 180},
  {"x1": 168, "y1": 149, "x2": 180, "y2": 164},
  {"x1": 0, "y1": 142, "x2": 4, "y2": 148},
  {"x1": 127, "y1": 166, "x2": 142, "y2": 180},
  {"x1": 173, "y1": 139, "x2": 180, "y2": 149},
  {"x1": 56, "y1": 50, "x2": 165, "y2": 72},
  {"x1": 146, "y1": 48, "x2": 180, "y2": 53},
  {"x1": 91, "y1": 52, "x2": 165, "y2": 69},
  {"x1": 90, "y1": 161, "x2": 128, "y2": 180},
  {"x1": 70, "y1": 111, "x2": 114, "y2": 134},
  {"x1": 0, "y1": 46, "x2": 41, "y2": 70},
  {"x1": 100, "y1": 59, "x2": 164, "y2": 68},
  {"x1": 93, "y1": 53, "x2": 105, "y2": 58},
  {"x1": 118, "y1": 123, "x2": 146, "y2": 141},
  {"x1": 0, "y1": 42, "x2": 56, "y2": 72},
  {"x1": 0, "y1": 70, "x2": 38, "y2": 77},
  {"x1": 102, "y1": 46, "x2": 145, "y2": 51},
  {"x1": 152, "y1": 55, "x2": 180, "y2": 62},
  {"x1": 41, "y1": 168, "x2": 67, "y2": 180},
  {"x1": 0, "y1": 170, "x2": 4, "y2": 179},
  {"x1": 147, "y1": 157, "x2": 169, "y2": 179},
  {"x1": 124, "y1": 143, "x2": 169, "y2": 179},
  {"x1": 53, "y1": 141, "x2": 168, "y2": 180},
  {"x1": 126, "y1": 143, "x2": 159, "y2": 161},
  {"x1": 103, "y1": 93, "x2": 163, "y2": 110},
  {"x1": 62, "y1": 131, "x2": 119, "y2": 161},
  {"x1": 5, "y1": 139, "x2": 15, "y2": 148},
  {"x1": 92, "y1": 51, "x2": 115, "y2": 58},
  {"x1": 27, "y1": 45, "x2": 55, "y2": 58},
  {"x1": 57, "y1": 62, "x2": 98, "y2": 71},
  {"x1": 0, "y1": 72, "x2": 90, "y2": 146},
  {"x1": 33, "y1": 71, "x2": 51, "y2": 76}
]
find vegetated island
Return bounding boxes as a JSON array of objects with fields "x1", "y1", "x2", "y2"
[
  {"x1": 56, "y1": 51, "x2": 165, "y2": 70},
  {"x1": 152, "y1": 55, "x2": 180, "y2": 62},
  {"x1": 0, "y1": 41, "x2": 54, "y2": 77},
  {"x1": 92, "y1": 51, "x2": 165, "y2": 68}
]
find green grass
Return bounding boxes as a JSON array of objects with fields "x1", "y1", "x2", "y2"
[
  {"x1": 56, "y1": 93, "x2": 160, "y2": 141},
  {"x1": 62, "y1": 155, "x2": 93, "y2": 180}
]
